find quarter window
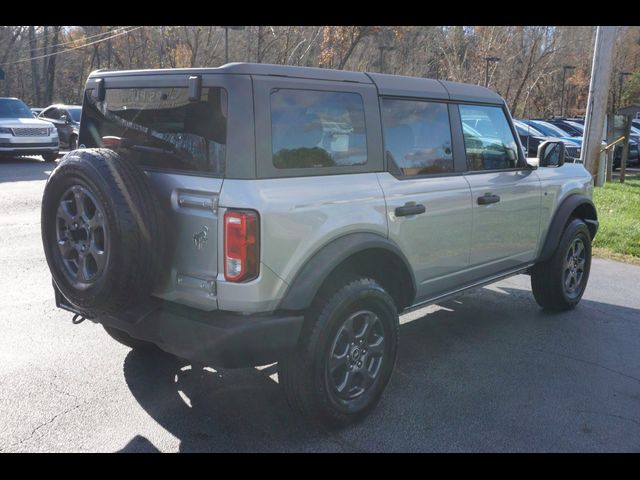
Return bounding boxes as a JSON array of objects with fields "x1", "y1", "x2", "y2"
[
  {"x1": 459, "y1": 104, "x2": 520, "y2": 171},
  {"x1": 380, "y1": 98, "x2": 454, "y2": 176},
  {"x1": 270, "y1": 89, "x2": 367, "y2": 169}
]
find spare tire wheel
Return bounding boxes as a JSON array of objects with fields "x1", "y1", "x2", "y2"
[{"x1": 41, "y1": 148, "x2": 166, "y2": 317}]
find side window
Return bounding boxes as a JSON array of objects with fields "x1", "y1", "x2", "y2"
[
  {"x1": 459, "y1": 104, "x2": 520, "y2": 171},
  {"x1": 270, "y1": 89, "x2": 367, "y2": 169},
  {"x1": 380, "y1": 98, "x2": 453, "y2": 176},
  {"x1": 43, "y1": 108, "x2": 60, "y2": 119}
]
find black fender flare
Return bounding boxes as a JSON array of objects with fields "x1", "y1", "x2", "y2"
[
  {"x1": 538, "y1": 194, "x2": 598, "y2": 262},
  {"x1": 277, "y1": 232, "x2": 417, "y2": 311}
]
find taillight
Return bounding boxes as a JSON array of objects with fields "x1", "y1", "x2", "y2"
[{"x1": 224, "y1": 210, "x2": 259, "y2": 282}]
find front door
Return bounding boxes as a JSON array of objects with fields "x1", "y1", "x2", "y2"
[
  {"x1": 458, "y1": 104, "x2": 542, "y2": 276},
  {"x1": 377, "y1": 97, "x2": 473, "y2": 301}
]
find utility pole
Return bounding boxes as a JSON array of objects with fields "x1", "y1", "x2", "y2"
[
  {"x1": 560, "y1": 65, "x2": 575, "y2": 117},
  {"x1": 484, "y1": 56, "x2": 500, "y2": 88},
  {"x1": 378, "y1": 45, "x2": 394, "y2": 73},
  {"x1": 222, "y1": 26, "x2": 245, "y2": 64},
  {"x1": 580, "y1": 26, "x2": 618, "y2": 186}
]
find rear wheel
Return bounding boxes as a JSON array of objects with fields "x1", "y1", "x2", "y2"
[
  {"x1": 531, "y1": 218, "x2": 592, "y2": 311},
  {"x1": 278, "y1": 277, "x2": 398, "y2": 428},
  {"x1": 68, "y1": 136, "x2": 78, "y2": 151}
]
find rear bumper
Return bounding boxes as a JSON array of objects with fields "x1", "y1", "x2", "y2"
[{"x1": 54, "y1": 287, "x2": 304, "y2": 368}]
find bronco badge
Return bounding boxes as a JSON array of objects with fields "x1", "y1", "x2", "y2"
[{"x1": 193, "y1": 225, "x2": 209, "y2": 250}]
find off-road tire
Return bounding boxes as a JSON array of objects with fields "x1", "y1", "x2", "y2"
[
  {"x1": 531, "y1": 218, "x2": 592, "y2": 311},
  {"x1": 278, "y1": 277, "x2": 399, "y2": 428},
  {"x1": 41, "y1": 148, "x2": 166, "y2": 318}
]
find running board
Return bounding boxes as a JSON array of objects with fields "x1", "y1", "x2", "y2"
[{"x1": 402, "y1": 264, "x2": 535, "y2": 315}]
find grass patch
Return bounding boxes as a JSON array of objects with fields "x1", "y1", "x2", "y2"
[{"x1": 592, "y1": 177, "x2": 640, "y2": 259}]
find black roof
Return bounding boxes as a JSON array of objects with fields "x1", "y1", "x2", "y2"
[{"x1": 88, "y1": 62, "x2": 504, "y2": 104}]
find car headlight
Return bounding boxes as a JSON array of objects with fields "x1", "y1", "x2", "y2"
[
  {"x1": 0, "y1": 127, "x2": 12, "y2": 134},
  {"x1": 49, "y1": 127, "x2": 58, "y2": 136}
]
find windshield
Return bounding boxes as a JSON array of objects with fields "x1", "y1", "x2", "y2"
[
  {"x1": 565, "y1": 121, "x2": 584, "y2": 133},
  {"x1": 0, "y1": 98, "x2": 34, "y2": 119},
  {"x1": 529, "y1": 120, "x2": 571, "y2": 137},
  {"x1": 67, "y1": 107, "x2": 81, "y2": 123}
]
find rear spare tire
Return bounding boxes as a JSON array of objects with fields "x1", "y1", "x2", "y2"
[{"x1": 41, "y1": 148, "x2": 165, "y2": 318}]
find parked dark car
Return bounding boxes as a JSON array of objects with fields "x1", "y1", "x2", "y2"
[
  {"x1": 513, "y1": 119, "x2": 581, "y2": 162},
  {"x1": 560, "y1": 118, "x2": 639, "y2": 168},
  {"x1": 38, "y1": 104, "x2": 81, "y2": 150},
  {"x1": 546, "y1": 118, "x2": 583, "y2": 137}
]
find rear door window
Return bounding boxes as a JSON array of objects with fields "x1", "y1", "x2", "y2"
[
  {"x1": 82, "y1": 86, "x2": 227, "y2": 175},
  {"x1": 270, "y1": 89, "x2": 367, "y2": 169},
  {"x1": 380, "y1": 98, "x2": 454, "y2": 176}
]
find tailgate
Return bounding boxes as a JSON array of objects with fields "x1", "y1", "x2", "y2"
[{"x1": 147, "y1": 171, "x2": 222, "y2": 311}]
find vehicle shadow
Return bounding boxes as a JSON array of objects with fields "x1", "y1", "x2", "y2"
[
  {"x1": 120, "y1": 283, "x2": 640, "y2": 452},
  {"x1": 0, "y1": 155, "x2": 59, "y2": 183}
]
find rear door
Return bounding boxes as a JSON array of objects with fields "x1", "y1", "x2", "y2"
[
  {"x1": 458, "y1": 104, "x2": 542, "y2": 276},
  {"x1": 377, "y1": 97, "x2": 474, "y2": 301},
  {"x1": 79, "y1": 74, "x2": 254, "y2": 310}
]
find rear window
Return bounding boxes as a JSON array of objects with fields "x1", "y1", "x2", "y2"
[
  {"x1": 270, "y1": 89, "x2": 367, "y2": 169},
  {"x1": 82, "y1": 86, "x2": 227, "y2": 175}
]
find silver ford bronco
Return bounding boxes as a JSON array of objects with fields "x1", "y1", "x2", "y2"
[{"x1": 41, "y1": 63, "x2": 598, "y2": 426}]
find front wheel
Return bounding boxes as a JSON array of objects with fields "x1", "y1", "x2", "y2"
[
  {"x1": 531, "y1": 218, "x2": 592, "y2": 311},
  {"x1": 42, "y1": 152, "x2": 58, "y2": 162},
  {"x1": 278, "y1": 277, "x2": 399, "y2": 428}
]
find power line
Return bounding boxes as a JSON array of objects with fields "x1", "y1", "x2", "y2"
[
  {"x1": 1, "y1": 26, "x2": 143, "y2": 67},
  {"x1": 24, "y1": 26, "x2": 134, "y2": 56}
]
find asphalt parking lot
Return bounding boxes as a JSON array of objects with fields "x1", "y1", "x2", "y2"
[{"x1": 0, "y1": 156, "x2": 639, "y2": 452}]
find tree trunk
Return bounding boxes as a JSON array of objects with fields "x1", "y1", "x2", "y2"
[
  {"x1": 44, "y1": 26, "x2": 60, "y2": 105},
  {"x1": 28, "y1": 26, "x2": 41, "y2": 106}
]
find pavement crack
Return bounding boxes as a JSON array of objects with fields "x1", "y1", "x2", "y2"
[
  {"x1": 577, "y1": 410, "x2": 640, "y2": 428},
  {"x1": 4, "y1": 400, "x2": 87, "y2": 451},
  {"x1": 321, "y1": 430, "x2": 369, "y2": 453},
  {"x1": 530, "y1": 347, "x2": 640, "y2": 385}
]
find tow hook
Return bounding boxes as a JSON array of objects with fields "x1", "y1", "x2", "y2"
[{"x1": 72, "y1": 313, "x2": 86, "y2": 324}]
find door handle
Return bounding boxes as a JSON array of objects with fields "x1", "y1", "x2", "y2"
[
  {"x1": 395, "y1": 202, "x2": 426, "y2": 217},
  {"x1": 477, "y1": 193, "x2": 501, "y2": 205}
]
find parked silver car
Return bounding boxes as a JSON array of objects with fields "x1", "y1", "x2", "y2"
[
  {"x1": 41, "y1": 64, "x2": 598, "y2": 427},
  {"x1": 0, "y1": 97, "x2": 59, "y2": 161}
]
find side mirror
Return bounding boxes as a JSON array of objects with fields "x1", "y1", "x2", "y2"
[
  {"x1": 188, "y1": 75, "x2": 202, "y2": 102},
  {"x1": 537, "y1": 140, "x2": 565, "y2": 167}
]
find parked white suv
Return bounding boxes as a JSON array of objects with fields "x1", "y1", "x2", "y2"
[{"x1": 0, "y1": 97, "x2": 59, "y2": 162}]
